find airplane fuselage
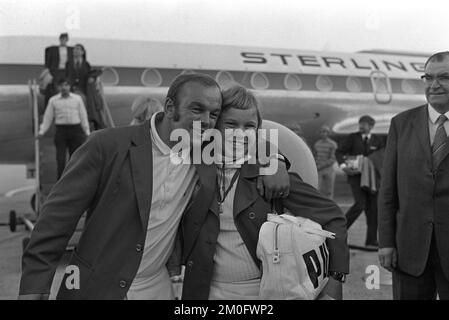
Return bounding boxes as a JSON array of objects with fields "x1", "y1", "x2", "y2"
[{"x1": 0, "y1": 36, "x2": 428, "y2": 165}]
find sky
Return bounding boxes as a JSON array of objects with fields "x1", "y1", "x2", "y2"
[{"x1": 0, "y1": 0, "x2": 448, "y2": 54}]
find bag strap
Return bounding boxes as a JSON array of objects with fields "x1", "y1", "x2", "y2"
[{"x1": 271, "y1": 199, "x2": 283, "y2": 215}]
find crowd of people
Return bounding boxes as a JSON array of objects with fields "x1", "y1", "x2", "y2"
[{"x1": 24, "y1": 32, "x2": 449, "y2": 300}]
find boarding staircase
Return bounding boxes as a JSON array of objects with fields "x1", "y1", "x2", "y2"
[{"x1": 21, "y1": 77, "x2": 115, "y2": 249}]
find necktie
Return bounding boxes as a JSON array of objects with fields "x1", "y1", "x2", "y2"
[
  {"x1": 432, "y1": 114, "x2": 448, "y2": 169},
  {"x1": 363, "y1": 136, "x2": 369, "y2": 155}
]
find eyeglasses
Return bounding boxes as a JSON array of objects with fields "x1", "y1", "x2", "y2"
[{"x1": 421, "y1": 74, "x2": 449, "y2": 86}]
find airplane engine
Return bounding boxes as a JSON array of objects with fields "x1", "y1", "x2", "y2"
[{"x1": 261, "y1": 120, "x2": 318, "y2": 189}]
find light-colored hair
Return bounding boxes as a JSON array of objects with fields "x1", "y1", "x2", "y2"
[
  {"x1": 131, "y1": 97, "x2": 163, "y2": 124},
  {"x1": 219, "y1": 84, "x2": 262, "y2": 128}
]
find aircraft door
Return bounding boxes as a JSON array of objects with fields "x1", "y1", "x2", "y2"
[{"x1": 370, "y1": 70, "x2": 392, "y2": 104}]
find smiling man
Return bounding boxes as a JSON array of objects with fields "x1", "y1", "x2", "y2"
[
  {"x1": 18, "y1": 73, "x2": 290, "y2": 300},
  {"x1": 379, "y1": 51, "x2": 449, "y2": 300}
]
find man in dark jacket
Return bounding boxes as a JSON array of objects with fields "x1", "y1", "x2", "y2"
[
  {"x1": 379, "y1": 52, "x2": 449, "y2": 299},
  {"x1": 336, "y1": 115, "x2": 384, "y2": 247},
  {"x1": 44, "y1": 33, "x2": 73, "y2": 104}
]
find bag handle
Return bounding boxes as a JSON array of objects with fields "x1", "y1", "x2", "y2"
[
  {"x1": 277, "y1": 214, "x2": 336, "y2": 239},
  {"x1": 270, "y1": 199, "x2": 336, "y2": 239},
  {"x1": 270, "y1": 199, "x2": 283, "y2": 215}
]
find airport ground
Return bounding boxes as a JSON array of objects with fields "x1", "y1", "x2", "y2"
[{"x1": 0, "y1": 171, "x2": 392, "y2": 300}]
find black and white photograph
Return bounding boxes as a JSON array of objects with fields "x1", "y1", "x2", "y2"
[{"x1": 1, "y1": 0, "x2": 449, "y2": 306}]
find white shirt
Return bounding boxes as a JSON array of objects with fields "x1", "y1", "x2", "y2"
[
  {"x1": 428, "y1": 104, "x2": 449, "y2": 146},
  {"x1": 39, "y1": 93, "x2": 90, "y2": 135},
  {"x1": 58, "y1": 46, "x2": 68, "y2": 69},
  {"x1": 361, "y1": 133, "x2": 371, "y2": 140},
  {"x1": 128, "y1": 112, "x2": 198, "y2": 299}
]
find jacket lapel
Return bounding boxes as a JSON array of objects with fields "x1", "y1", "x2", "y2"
[
  {"x1": 411, "y1": 105, "x2": 432, "y2": 166},
  {"x1": 182, "y1": 163, "x2": 217, "y2": 258},
  {"x1": 130, "y1": 121, "x2": 153, "y2": 230},
  {"x1": 233, "y1": 164, "x2": 259, "y2": 218},
  {"x1": 195, "y1": 163, "x2": 217, "y2": 219}
]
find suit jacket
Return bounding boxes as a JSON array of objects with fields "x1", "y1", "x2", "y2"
[
  {"x1": 379, "y1": 105, "x2": 449, "y2": 279},
  {"x1": 181, "y1": 164, "x2": 349, "y2": 300},
  {"x1": 45, "y1": 45, "x2": 74, "y2": 75},
  {"x1": 66, "y1": 60, "x2": 91, "y2": 94},
  {"x1": 19, "y1": 120, "x2": 205, "y2": 299},
  {"x1": 336, "y1": 132, "x2": 385, "y2": 165}
]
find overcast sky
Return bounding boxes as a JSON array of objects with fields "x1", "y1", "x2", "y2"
[{"x1": 1, "y1": 0, "x2": 448, "y2": 53}]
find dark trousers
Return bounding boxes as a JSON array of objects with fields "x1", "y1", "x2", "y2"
[
  {"x1": 54, "y1": 124, "x2": 87, "y2": 179},
  {"x1": 345, "y1": 174, "x2": 378, "y2": 245},
  {"x1": 393, "y1": 235, "x2": 449, "y2": 300}
]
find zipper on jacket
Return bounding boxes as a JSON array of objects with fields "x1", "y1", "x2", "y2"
[{"x1": 273, "y1": 223, "x2": 280, "y2": 264}]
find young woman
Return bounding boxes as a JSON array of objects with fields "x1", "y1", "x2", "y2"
[
  {"x1": 66, "y1": 43, "x2": 92, "y2": 96},
  {"x1": 180, "y1": 84, "x2": 350, "y2": 300}
]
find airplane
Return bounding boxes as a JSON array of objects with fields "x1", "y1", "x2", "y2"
[{"x1": 0, "y1": 35, "x2": 429, "y2": 169}]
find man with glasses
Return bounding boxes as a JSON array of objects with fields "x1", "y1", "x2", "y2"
[{"x1": 379, "y1": 51, "x2": 449, "y2": 299}]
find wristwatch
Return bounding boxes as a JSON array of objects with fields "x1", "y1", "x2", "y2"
[{"x1": 329, "y1": 271, "x2": 347, "y2": 283}]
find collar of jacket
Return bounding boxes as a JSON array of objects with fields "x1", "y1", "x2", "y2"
[
  {"x1": 207, "y1": 162, "x2": 260, "y2": 217},
  {"x1": 411, "y1": 104, "x2": 449, "y2": 170},
  {"x1": 129, "y1": 120, "x2": 153, "y2": 230},
  {"x1": 131, "y1": 120, "x2": 152, "y2": 146}
]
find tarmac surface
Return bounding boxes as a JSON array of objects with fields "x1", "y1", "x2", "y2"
[{"x1": 0, "y1": 175, "x2": 392, "y2": 300}]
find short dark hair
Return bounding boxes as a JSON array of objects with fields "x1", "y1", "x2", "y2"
[
  {"x1": 59, "y1": 33, "x2": 69, "y2": 40},
  {"x1": 166, "y1": 73, "x2": 221, "y2": 107},
  {"x1": 57, "y1": 77, "x2": 70, "y2": 86},
  {"x1": 219, "y1": 84, "x2": 262, "y2": 128},
  {"x1": 74, "y1": 43, "x2": 87, "y2": 60},
  {"x1": 424, "y1": 51, "x2": 449, "y2": 69},
  {"x1": 359, "y1": 115, "x2": 375, "y2": 126}
]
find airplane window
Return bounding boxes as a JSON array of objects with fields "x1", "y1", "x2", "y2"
[
  {"x1": 216, "y1": 71, "x2": 235, "y2": 87},
  {"x1": 401, "y1": 79, "x2": 420, "y2": 94},
  {"x1": 181, "y1": 69, "x2": 195, "y2": 75},
  {"x1": 346, "y1": 77, "x2": 362, "y2": 92},
  {"x1": 141, "y1": 68, "x2": 162, "y2": 87},
  {"x1": 250, "y1": 72, "x2": 269, "y2": 90},
  {"x1": 373, "y1": 77, "x2": 389, "y2": 93},
  {"x1": 316, "y1": 75, "x2": 333, "y2": 92},
  {"x1": 100, "y1": 67, "x2": 119, "y2": 86},
  {"x1": 284, "y1": 74, "x2": 302, "y2": 91}
]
